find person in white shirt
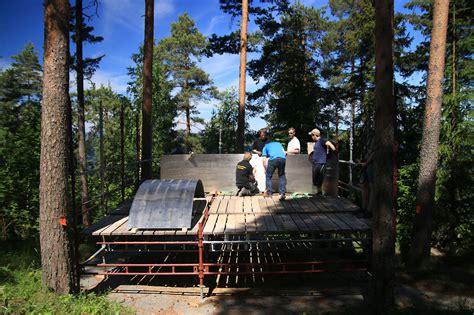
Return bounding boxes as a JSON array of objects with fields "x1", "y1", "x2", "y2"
[{"x1": 286, "y1": 127, "x2": 300, "y2": 154}]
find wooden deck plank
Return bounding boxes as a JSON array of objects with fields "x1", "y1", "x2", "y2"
[
  {"x1": 89, "y1": 215, "x2": 125, "y2": 235},
  {"x1": 233, "y1": 196, "x2": 243, "y2": 213},
  {"x1": 298, "y1": 212, "x2": 320, "y2": 231},
  {"x1": 262, "y1": 213, "x2": 278, "y2": 232},
  {"x1": 252, "y1": 196, "x2": 262, "y2": 213},
  {"x1": 254, "y1": 213, "x2": 267, "y2": 232},
  {"x1": 337, "y1": 212, "x2": 370, "y2": 230},
  {"x1": 310, "y1": 213, "x2": 338, "y2": 231},
  {"x1": 218, "y1": 196, "x2": 230, "y2": 214},
  {"x1": 203, "y1": 214, "x2": 218, "y2": 234},
  {"x1": 271, "y1": 196, "x2": 286, "y2": 213},
  {"x1": 209, "y1": 196, "x2": 221, "y2": 214},
  {"x1": 99, "y1": 216, "x2": 128, "y2": 235},
  {"x1": 227, "y1": 197, "x2": 236, "y2": 214},
  {"x1": 294, "y1": 197, "x2": 316, "y2": 213},
  {"x1": 213, "y1": 214, "x2": 228, "y2": 234},
  {"x1": 258, "y1": 197, "x2": 270, "y2": 214},
  {"x1": 280, "y1": 214, "x2": 299, "y2": 231},
  {"x1": 225, "y1": 212, "x2": 236, "y2": 234},
  {"x1": 325, "y1": 213, "x2": 351, "y2": 231},
  {"x1": 245, "y1": 213, "x2": 257, "y2": 233},
  {"x1": 235, "y1": 213, "x2": 246, "y2": 233},
  {"x1": 243, "y1": 196, "x2": 252, "y2": 213}
]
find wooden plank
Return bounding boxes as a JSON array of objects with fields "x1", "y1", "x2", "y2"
[
  {"x1": 254, "y1": 213, "x2": 267, "y2": 232},
  {"x1": 213, "y1": 214, "x2": 228, "y2": 234},
  {"x1": 291, "y1": 213, "x2": 311, "y2": 231},
  {"x1": 225, "y1": 213, "x2": 236, "y2": 234},
  {"x1": 294, "y1": 197, "x2": 316, "y2": 213},
  {"x1": 258, "y1": 198, "x2": 270, "y2": 214},
  {"x1": 310, "y1": 213, "x2": 338, "y2": 231},
  {"x1": 252, "y1": 196, "x2": 262, "y2": 213},
  {"x1": 337, "y1": 212, "x2": 370, "y2": 230},
  {"x1": 232, "y1": 196, "x2": 243, "y2": 213},
  {"x1": 218, "y1": 196, "x2": 229, "y2": 214},
  {"x1": 325, "y1": 213, "x2": 351, "y2": 231},
  {"x1": 100, "y1": 216, "x2": 129, "y2": 235},
  {"x1": 235, "y1": 213, "x2": 246, "y2": 233},
  {"x1": 262, "y1": 213, "x2": 278, "y2": 232},
  {"x1": 271, "y1": 196, "x2": 286, "y2": 213},
  {"x1": 227, "y1": 197, "x2": 236, "y2": 214},
  {"x1": 245, "y1": 213, "x2": 257, "y2": 233},
  {"x1": 243, "y1": 196, "x2": 252, "y2": 213},
  {"x1": 306, "y1": 196, "x2": 330, "y2": 212},
  {"x1": 280, "y1": 214, "x2": 299, "y2": 231},
  {"x1": 209, "y1": 196, "x2": 221, "y2": 214},
  {"x1": 89, "y1": 215, "x2": 125, "y2": 235},
  {"x1": 298, "y1": 212, "x2": 320, "y2": 231},
  {"x1": 203, "y1": 214, "x2": 218, "y2": 234}
]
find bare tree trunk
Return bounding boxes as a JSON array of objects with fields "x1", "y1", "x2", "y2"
[
  {"x1": 236, "y1": 0, "x2": 248, "y2": 152},
  {"x1": 408, "y1": 0, "x2": 449, "y2": 270},
  {"x1": 40, "y1": 0, "x2": 77, "y2": 294},
  {"x1": 185, "y1": 106, "x2": 191, "y2": 136},
  {"x1": 370, "y1": 0, "x2": 395, "y2": 312},
  {"x1": 141, "y1": 0, "x2": 154, "y2": 180},
  {"x1": 75, "y1": 0, "x2": 90, "y2": 226}
]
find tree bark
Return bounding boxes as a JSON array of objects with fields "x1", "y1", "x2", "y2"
[
  {"x1": 408, "y1": 0, "x2": 450, "y2": 270},
  {"x1": 75, "y1": 0, "x2": 90, "y2": 226},
  {"x1": 40, "y1": 0, "x2": 78, "y2": 294},
  {"x1": 236, "y1": 0, "x2": 248, "y2": 152},
  {"x1": 141, "y1": 0, "x2": 154, "y2": 180},
  {"x1": 370, "y1": 0, "x2": 395, "y2": 312}
]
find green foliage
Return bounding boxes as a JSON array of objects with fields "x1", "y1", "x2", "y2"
[
  {"x1": 201, "y1": 88, "x2": 253, "y2": 153},
  {"x1": 0, "y1": 44, "x2": 42, "y2": 240},
  {"x1": 0, "y1": 242, "x2": 131, "y2": 314},
  {"x1": 128, "y1": 42, "x2": 177, "y2": 174}
]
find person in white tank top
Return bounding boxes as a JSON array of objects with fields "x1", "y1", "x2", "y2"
[{"x1": 286, "y1": 127, "x2": 300, "y2": 154}]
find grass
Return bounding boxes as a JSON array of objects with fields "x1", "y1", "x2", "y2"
[{"x1": 0, "y1": 240, "x2": 133, "y2": 315}]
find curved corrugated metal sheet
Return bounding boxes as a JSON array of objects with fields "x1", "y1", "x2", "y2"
[{"x1": 128, "y1": 179, "x2": 205, "y2": 229}]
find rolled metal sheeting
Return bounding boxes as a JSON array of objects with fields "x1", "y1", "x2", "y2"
[{"x1": 128, "y1": 179, "x2": 205, "y2": 229}]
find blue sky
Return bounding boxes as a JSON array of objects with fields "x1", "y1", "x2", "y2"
[{"x1": 0, "y1": 0, "x2": 420, "y2": 132}]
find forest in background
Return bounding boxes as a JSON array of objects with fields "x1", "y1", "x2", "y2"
[{"x1": 0, "y1": 0, "x2": 472, "y2": 265}]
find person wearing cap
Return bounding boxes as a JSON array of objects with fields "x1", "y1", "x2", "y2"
[
  {"x1": 286, "y1": 127, "x2": 300, "y2": 155},
  {"x1": 308, "y1": 128, "x2": 336, "y2": 194},
  {"x1": 261, "y1": 133, "x2": 287, "y2": 200}
]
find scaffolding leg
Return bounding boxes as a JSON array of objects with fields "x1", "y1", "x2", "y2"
[{"x1": 198, "y1": 221, "x2": 205, "y2": 299}]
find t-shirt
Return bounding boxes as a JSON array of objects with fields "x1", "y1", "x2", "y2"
[
  {"x1": 312, "y1": 137, "x2": 328, "y2": 164},
  {"x1": 252, "y1": 138, "x2": 269, "y2": 152},
  {"x1": 236, "y1": 160, "x2": 253, "y2": 187},
  {"x1": 287, "y1": 137, "x2": 300, "y2": 154},
  {"x1": 262, "y1": 142, "x2": 286, "y2": 160}
]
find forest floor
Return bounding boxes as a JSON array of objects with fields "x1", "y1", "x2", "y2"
[{"x1": 82, "y1": 256, "x2": 474, "y2": 315}]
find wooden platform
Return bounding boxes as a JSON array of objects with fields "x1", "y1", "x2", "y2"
[{"x1": 81, "y1": 195, "x2": 369, "y2": 237}]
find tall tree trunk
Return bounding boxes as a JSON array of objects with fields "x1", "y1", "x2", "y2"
[
  {"x1": 141, "y1": 0, "x2": 154, "y2": 180},
  {"x1": 40, "y1": 0, "x2": 77, "y2": 294},
  {"x1": 236, "y1": 0, "x2": 248, "y2": 152},
  {"x1": 185, "y1": 106, "x2": 191, "y2": 136},
  {"x1": 75, "y1": 0, "x2": 90, "y2": 226},
  {"x1": 408, "y1": 0, "x2": 450, "y2": 270},
  {"x1": 370, "y1": 0, "x2": 395, "y2": 312}
]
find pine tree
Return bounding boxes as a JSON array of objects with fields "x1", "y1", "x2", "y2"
[
  {"x1": 39, "y1": 0, "x2": 78, "y2": 293},
  {"x1": 158, "y1": 13, "x2": 217, "y2": 136},
  {"x1": 0, "y1": 43, "x2": 42, "y2": 239}
]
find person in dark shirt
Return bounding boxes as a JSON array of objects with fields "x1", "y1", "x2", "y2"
[
  {"x1": 236, "y1": 152, "x2": 259, "y2": 196},
  {"x1": 308, "y1": 128, "x2": 336, "y2": 195},
  {"x1": 251, "y1": 128, "x2": 269, "y2": 156}
]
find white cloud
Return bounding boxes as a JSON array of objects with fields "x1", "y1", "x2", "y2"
[{"x1": 203, "y1": 15, "x2": 228, "y2": 36}]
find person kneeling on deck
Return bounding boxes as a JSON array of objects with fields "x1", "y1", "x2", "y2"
[
  {"x1": 262, "y1": 133, "x2": 287, "y2": 200},
  {"x1": 236, "y1": 152, "x2": 259, "y2": 196}
]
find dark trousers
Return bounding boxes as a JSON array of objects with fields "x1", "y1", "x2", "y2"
[
  {"x1": 312, "y1": 163, "x2": 325, "y2": 186},
  {"x1": 266, "y1": 158, "x2": 286, "y2": 194}
]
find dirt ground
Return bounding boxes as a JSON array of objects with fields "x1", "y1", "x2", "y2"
[{"x1": 81, "y1": 270, "x2": 474, "y2": 314}]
